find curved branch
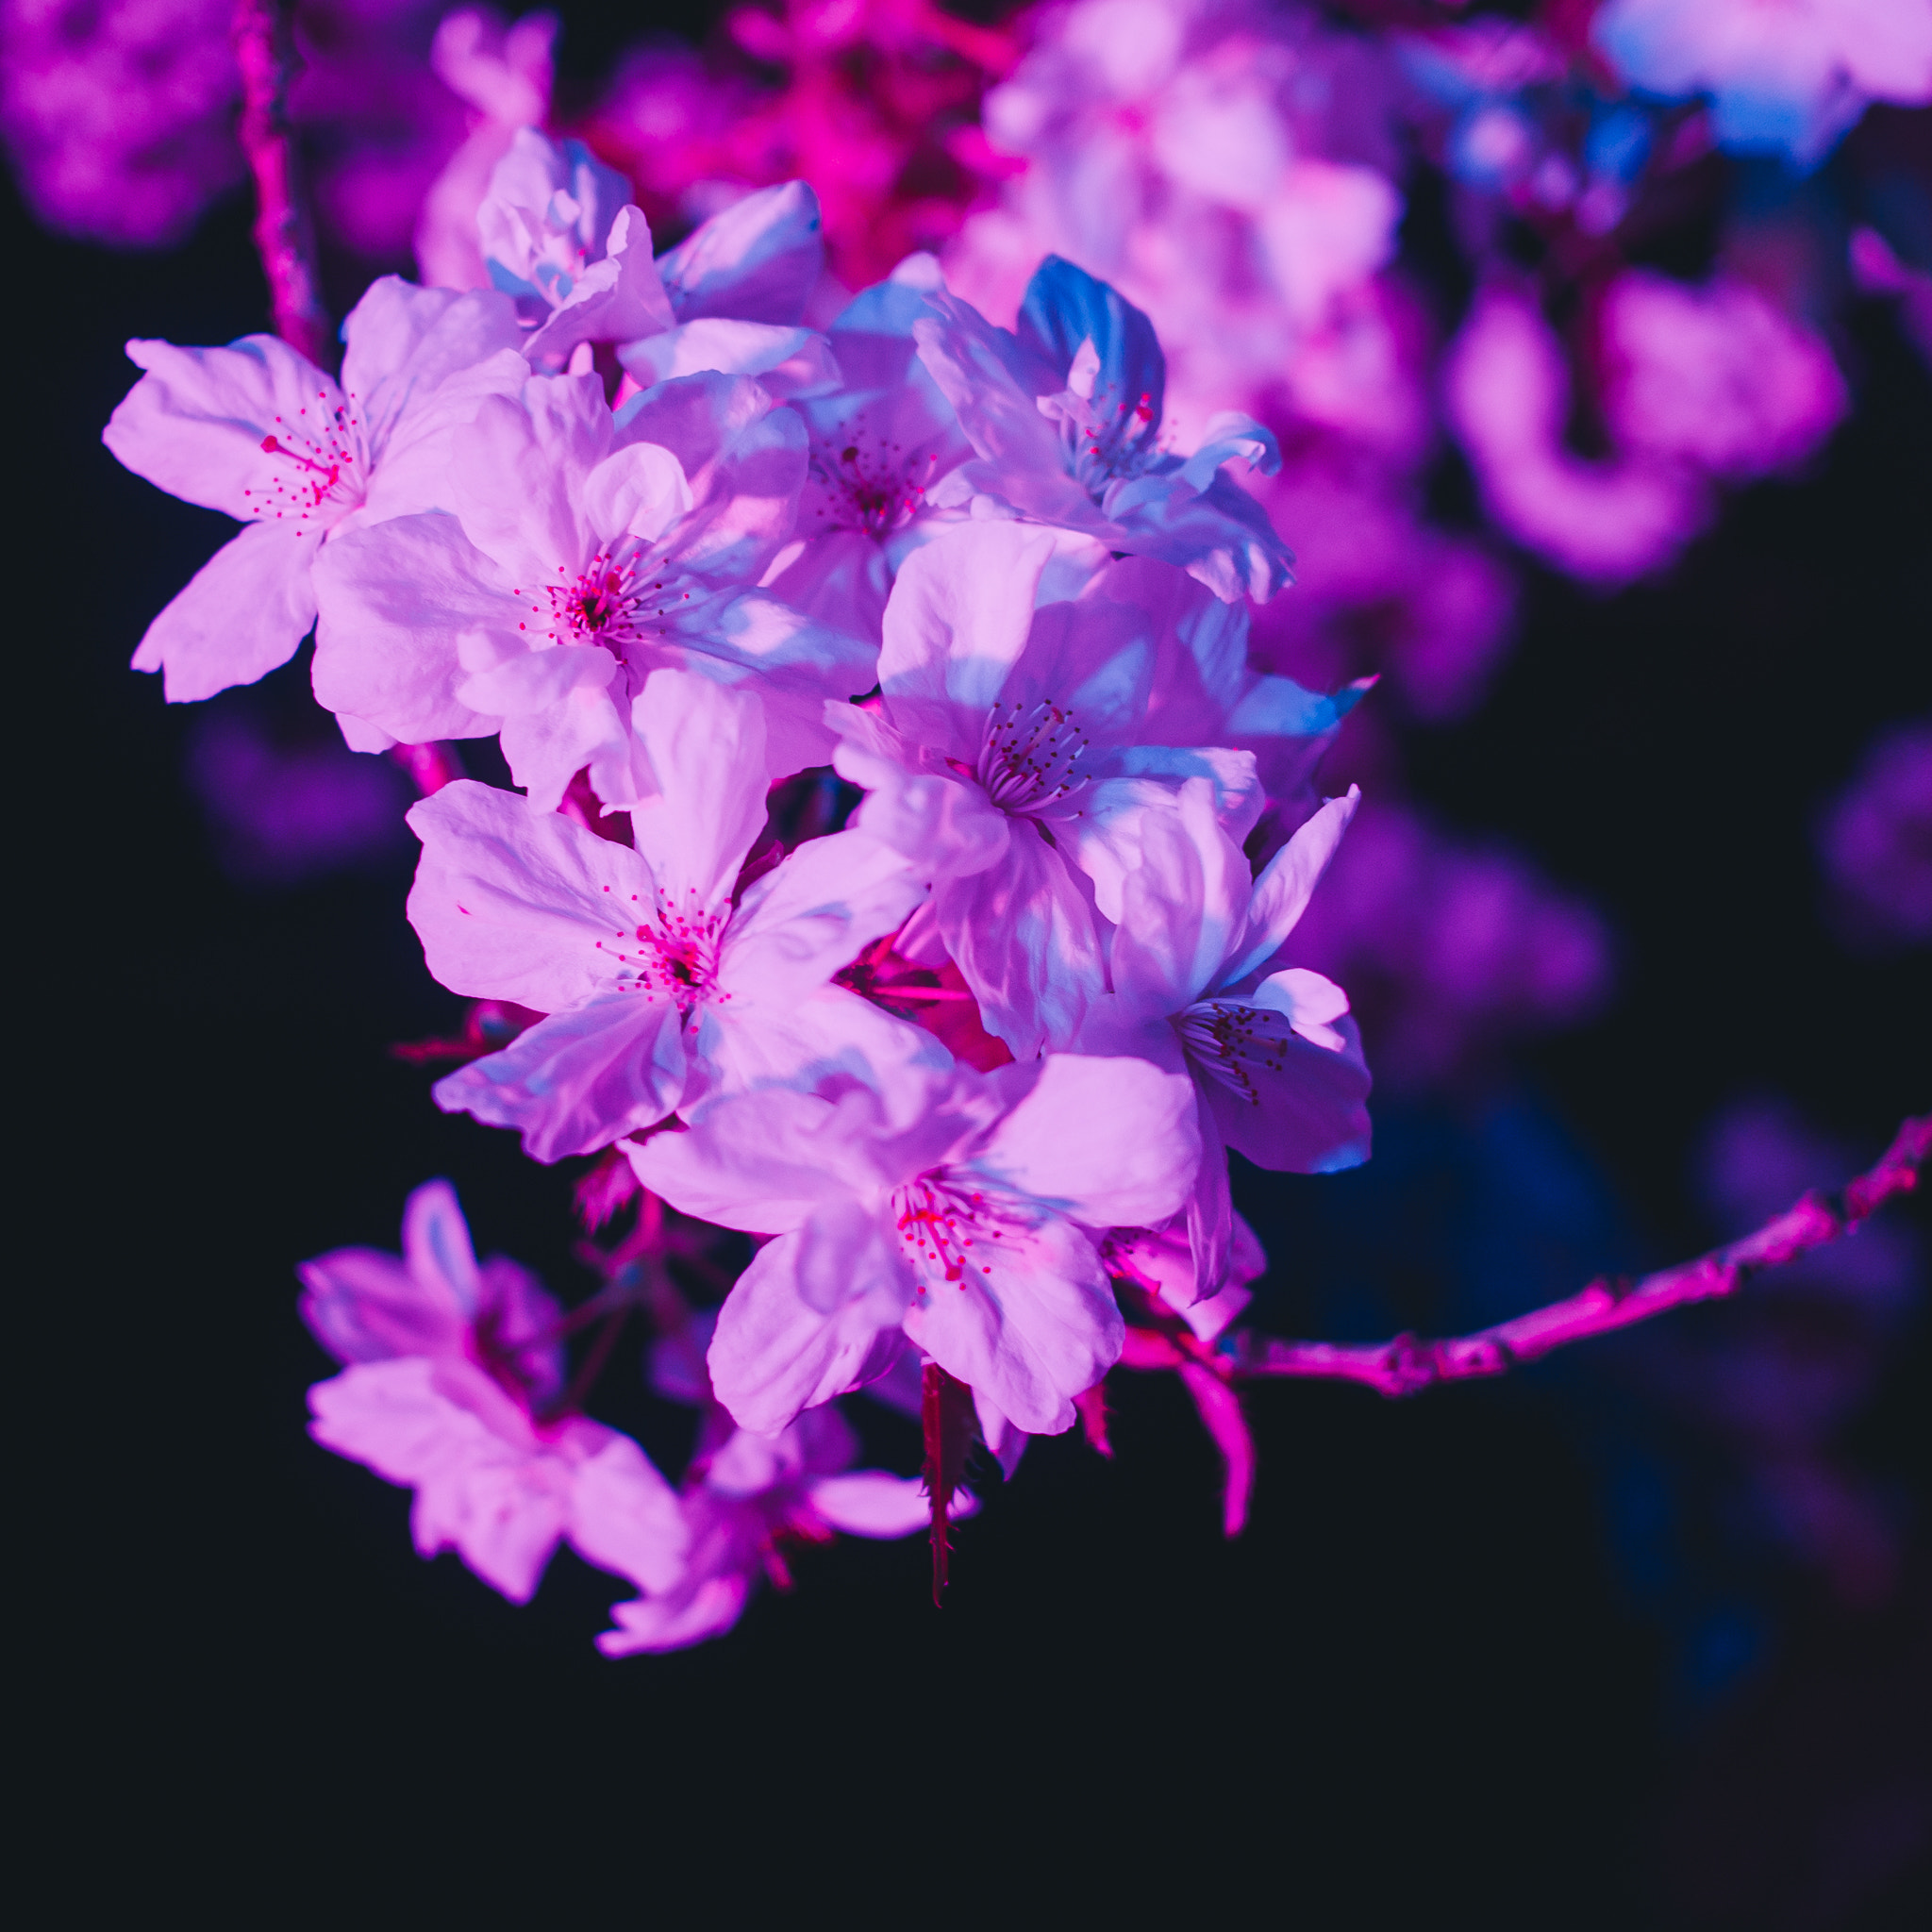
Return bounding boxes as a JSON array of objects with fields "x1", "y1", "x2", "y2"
[
  {"x1": 233, "y1": 0, "x2": 334, "y2": 370},
  {"x1": 1232, "y1": 1113, "x2": 1929, "y2": 1397}
]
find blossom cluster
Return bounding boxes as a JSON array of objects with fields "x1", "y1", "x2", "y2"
[{"x1": 106, "y1": 128, "x2": 1373, "y2": 1642}]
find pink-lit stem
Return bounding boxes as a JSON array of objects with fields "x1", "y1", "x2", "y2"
[
  {"x1": 232, "y1": 0, "x2": 334, "y2": 371},
  {"x1": 389, "y1": 741, "x2": 467, "y2": 795},
  {"x1": 1234, "y1": 1113, "x2": 1929, "y2": 1396}
]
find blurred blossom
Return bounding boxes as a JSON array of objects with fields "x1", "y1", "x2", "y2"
[
  {"x1": 1593, "y1": 0, "x2": 1932, "y2": 169},
  {"x1": 0, "y1": 0, "x2": 244, "y2": 247},
  {"x1": 1445, "y1": 285, "x2": 1711, "y2": 587},
  {"x1": 186, "y1": 700, "x2": 412, "y2": 886},
  {"x1": 1815, "y1": 716, "x2": 1932, "y2": 950},
  {"x1": 1600, "y1": 270, "x2": 1848, "y2": 480},
  {"x1": 583, "y1": 0, "x2": 1014, "y2": 292},
  {"x1": 945, "y1": 0, "x2": 1413, "y2": 454},
  {"x1": 411, "y1": 6, "x2": 554, "y2": 290},
  {"x1": 1278, "y1": 796, "x2": 1614, "y2": 1092}
]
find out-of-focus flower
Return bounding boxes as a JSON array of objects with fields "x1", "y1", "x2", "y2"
[
  {"x1": 1445, "y1": 285, "x2": 1711, "y2": 587},
  {"x1": 412, "y1": 5, "x2": 554, "y2": 290},
  {"x1": 1600, "y1": 270, "x2": 1848, "y2": 480},
  {"x1": 1815, "y1": 716, "x2": 1932, "y2": 949},
  {"x1": 1593, "y1": 0, "x2": 1932, "y2": 169},
  {"x1": 1851, "y1": 223, "x2": 1932, "y2": 367},
  {"x1": 583, "y1": 0, "x2": 1015, "y2": 291},
  {"x1": 946, "y1": 0, "x2": 1412, "y2": 453},
  {"x1": 303, "y1": 1178, "x2": 689, "y2": 1603},
  {"x1": 0, "y1": 0, "x2": 243, "y2": 247}
]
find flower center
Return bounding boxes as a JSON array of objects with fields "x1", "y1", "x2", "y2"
[
  {"x1": 893, "y1": 1174, "x2": 1000, "y2": 1291},
  {"x1": 1173, "y1": 1001, "x2": 1291, "y2": 1106},
  {"x1": 806, "y1": 423, "x2": 936, "y2": 539},
  {"x1": 594, "y1": 885, "x2": 728, "y2": 1014},
  {"x1": 241, "y1": 391, "x2": 365, "y2": 527},
  {"x1": 1058, "y1": 384, "x2": 1159, "y2": 499},
  {"x1": 513, "y1": 545, "x2": 693, "y2": 660},
  {"x1": 969, "y1": 698, "x2": 1090, "y2": 818}
]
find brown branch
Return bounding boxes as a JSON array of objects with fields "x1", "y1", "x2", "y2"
[
  {"x1": 232, "y1": 0, "x2": 334, "y2": 370},
  {"x1": 1231, "y1": 1113, "x2": 1929, "y2": 1398}
]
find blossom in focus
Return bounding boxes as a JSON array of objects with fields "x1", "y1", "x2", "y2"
[
  {"x1": 103, "y1": 276, "x2": 525, "y2": 704},
  {"x1": 406, "y1": 670, "x2": 929, "y2": 1161},
  {"x1": 913, "y1": 256, "x2": 1293, "y2": 603},
  {"x1": 312, "y1": 364, "x2": 871, "y2": 791},
  {"x1": 827, "y1": 520, "x2": 1265, "y2": 1057},
  {"x1": 302, "y1": 1178, "x2": 688, "y2": 1603},
  {"x1": 633, "y1": 1050, "x2": 1200, "y2": 1439},
  {"x1": 1076, "y1": 777, "x2": 1371, "y2": 1294},
  {"x1": 600, "y1": 1307, "x2": 963, "y2": 1654},
  {"x1": 759, "y1": 255, "x2": 978, "y2": 642},
  {"x1": 1593, "y1": 0, "x2": 1932, "y2": 167}
]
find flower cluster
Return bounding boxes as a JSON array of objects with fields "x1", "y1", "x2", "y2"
[{"x1": 107, "y1": 128, "x2": 1372, "y2": 1643}]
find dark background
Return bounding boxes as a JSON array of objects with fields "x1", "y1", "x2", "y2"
[{"x1": 14, "y1": 31, "x2": 1929, "y2": 1923}]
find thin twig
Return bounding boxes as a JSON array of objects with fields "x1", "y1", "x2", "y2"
[
  {"x1": 232, "y1": 0, "x2": 334, "y2": 370},
  {"x1": 1231, "y1": 1113, "x2": 1929, "y2": 1396}
]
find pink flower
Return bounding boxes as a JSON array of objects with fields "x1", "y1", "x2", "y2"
[
  {"x1": 301, "y1": 1179, "x2": 687, "y2": 1604},
  {"x1": 1443, "y1": 286, "x2": 1710, "y2": 587},
  {"x1": 102, "y1": 276, "x2": 525, "y2": 705},
  {"x1": 1077, "y1": 777, "x2": 1372, "y2": 1295},
  {"x1": 312, "y1": 363, "x2": 874, "y2": 797},
  {"x1": 1600, "y1": 271, "x2": 1847, "y2": 482},
  {"x1": 414, "y1": 8, "x2": 556, "y2": 293},
  {"x1": 912, "y1": 258, "x2": 1294, "y2": 603},
  {"x1": 758, "y1": 256, "x2": 979, "y2": 642},
  {"x1": 406, "y1": 669, "x2": 930, "y2": 1162},
  {"x1": 599, "y1": 1312, "x2": 968, "y2": 1654},
  {"x1": 827, "y1": 520, "x2": 1265, "y2": 1056},
  {"x1": 1593, "y1": 0, "x2": 1932, "y2": 166},
  {"x1": 632, "y1": 1049, "x2": 1200, "y2": 1439}
]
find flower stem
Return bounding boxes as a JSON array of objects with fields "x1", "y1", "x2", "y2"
[{"x1": 232, "y1": 0, "x2": 334, "y2": 371}]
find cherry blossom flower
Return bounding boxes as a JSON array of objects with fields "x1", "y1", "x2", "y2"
[
  {"x1": 413, "y1": 7, "x2": 556, "y2": 295},
  {"x1": 1076, "y1": 776, "x2": 1371, "y2": 1294},
  {"x1": 475, "y1": 126, "x2": 675, "y2": 370},
  {"x1": 758, "y1": 255, "x2": 978, "y2": 642},
  {"x1": 311, "y1": 362, "x2": 874, "y2": 794},
  {"x1": 632, "y1": 1049, "x2": 1201, "y2": 1439},
  {"x1": 912, "y1": 257, "x2": 1293, "y2": 602},
  {"x1": 103, "y1": 276, "x2": 525, "y2": 705},
  {"x1": 826, "y1": 520, "x2": 1268, "y2": 1056},
  {"x1": 406, "y1": 669, "x2": 931, "y2": 1162},
  {"x1": 1593, "y1": 0, "x2": 1932, "y2": 167},
  {"x1": 1600, "y1": 271, "x2": 1847, "y2": 482},
  {"x1": 1443, "y1": 286, "x2": 1710, "y2": 587},
  {"x1": 467, "y1": 127, "x2": 836, "y2": 396},
  {"x1": 302, "y1": 1178, "x2": 688, "y2": 1604},
  {"x1": 600, "y1": 1309, "x2": 966, "y2": 1654}
]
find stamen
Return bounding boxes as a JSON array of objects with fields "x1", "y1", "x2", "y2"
[
  {"x1": 1174, "y1": 1001, "x2": 1291, "y2": 1105},
  {"x1": 241, "y1": 390, "x2": 365, "y2": 525},
  {"x1": 591, "y1": 884, "x2": 729, "y2": 1012},
  {"x1": 974, "y1": 698, "x2": 1089, "y2": 815}
]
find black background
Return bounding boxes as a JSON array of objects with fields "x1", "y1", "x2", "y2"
[{"x1": 12, "y1": 21, "x2": 1930, "y2": 1921}]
